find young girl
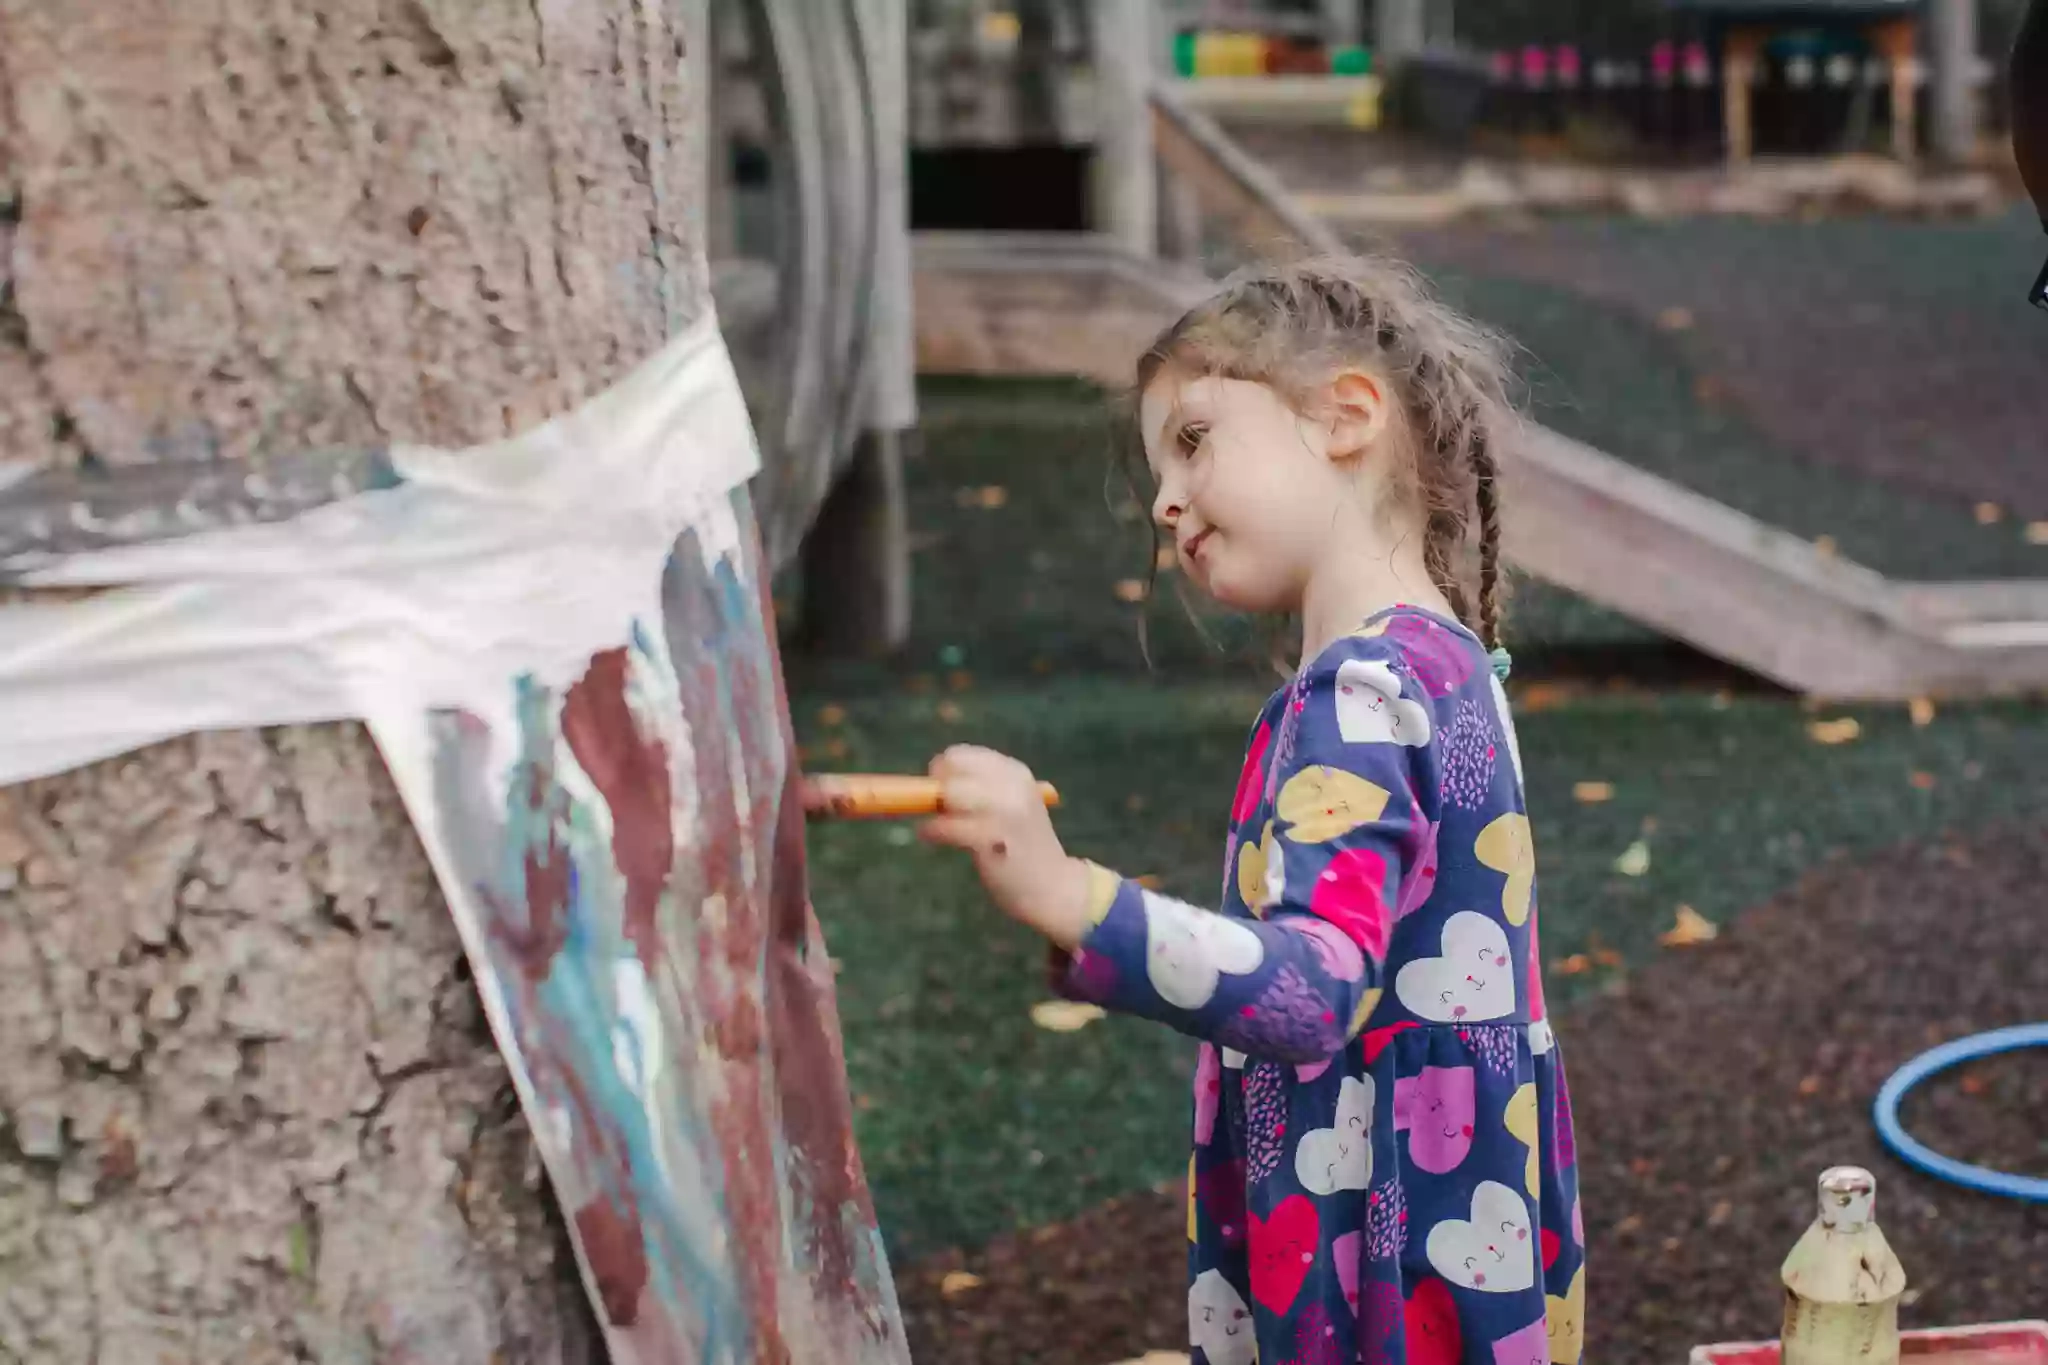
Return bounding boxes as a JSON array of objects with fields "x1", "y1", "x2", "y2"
[{"x1": 920, "y1": 258, "x2": 1581, "y2": 1365}]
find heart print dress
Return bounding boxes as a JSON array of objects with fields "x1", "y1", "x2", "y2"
[{"x1": 1052, "y1": 605, "x2": 1583, "y2": 1365}]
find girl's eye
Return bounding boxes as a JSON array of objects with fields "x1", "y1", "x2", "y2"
[{"x1": 1177, "y1": 422, "x2": 1208, "y2": 454}]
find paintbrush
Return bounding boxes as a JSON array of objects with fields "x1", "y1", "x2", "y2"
[{"x1": 800, "y1": 773, "x2": 1061, "y2": 822}]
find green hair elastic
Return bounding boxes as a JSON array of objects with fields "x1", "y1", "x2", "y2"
[{"x1": 1489, "y1": 646, "x2": 1513, "y2": 681}]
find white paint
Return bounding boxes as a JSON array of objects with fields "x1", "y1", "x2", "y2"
[{"x1": 0, "y1": 316, "x2": 756, "y2": 789}]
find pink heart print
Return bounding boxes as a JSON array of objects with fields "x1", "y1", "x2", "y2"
[{"x1": 1394, "y1": 1065, "x2": 1477, "y2": 1175}]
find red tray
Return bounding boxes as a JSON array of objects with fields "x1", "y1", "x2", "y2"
[{"x1": 1692, "y1": 1323, "x2": 2048, "y2": 1365}]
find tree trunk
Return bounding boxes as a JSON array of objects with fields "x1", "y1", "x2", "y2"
[{"x1": 0, "y1": 1, "x2": 703, "y2": 1359}]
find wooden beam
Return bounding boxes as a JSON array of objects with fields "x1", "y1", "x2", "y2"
[
  {"x1": 1929, "y1": 0, "x2": 1982, "y2": 164},
  {"x1": 1091, "y1": 0, "x2": 1158, "y2": 257}
]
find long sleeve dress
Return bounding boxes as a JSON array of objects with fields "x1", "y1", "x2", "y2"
[{"x1": 1052, "y1": 606, "x2": 1583, "y2": 1365}]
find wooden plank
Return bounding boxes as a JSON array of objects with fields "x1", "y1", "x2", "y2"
[
  {"x1": 1150, "y1": 83, "x2": 1350, "y2": 256},
  {"x1": 908, "y1": 234, "x2": 2048, "y2": 699}
]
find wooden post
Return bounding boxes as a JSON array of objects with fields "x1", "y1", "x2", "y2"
[
  {"x1": 1376, "y1": 0, "x2": 1426, "y2": 64},
  {"x1": 1093, "y1": 0, "x2": 1158, "y2": 257},
  {"x1": 1319, "y1": 0, "x2": 1364, "y2": 48},
  {"x1": 1874, "y1": 17, "x2": 1919, "y2": 160},
  {"x1": 1723, "y1": 27, "x2": 1764, "y2": 164},
  {"x1": 802, "y1": 0, "x2": 916, "y2": 657},
  {"x1": 1928, "y1": 0, "x2": 1980, "y2": 164}
]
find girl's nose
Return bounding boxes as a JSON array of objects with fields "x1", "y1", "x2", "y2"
[{"x1": 1153, "y1": 484, "x2": 1184, "y2": 530}]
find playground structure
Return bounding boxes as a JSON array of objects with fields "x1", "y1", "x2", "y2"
[{"x1": 911, "y1": 2, "x2": 2048, "y2": 701}]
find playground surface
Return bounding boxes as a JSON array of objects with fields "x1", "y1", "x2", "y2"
[{"x1": 787, "y1": 203, "x2": 2048, "y2": 1364}]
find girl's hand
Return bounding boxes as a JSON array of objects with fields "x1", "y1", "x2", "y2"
[{"x1": 919, "y1": 745, "x2": 1093, "y2": 949}]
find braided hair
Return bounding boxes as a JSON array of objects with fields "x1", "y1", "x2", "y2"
[{"x1": 1132, "y1": 255, "x2": 1519, "y2": 650}]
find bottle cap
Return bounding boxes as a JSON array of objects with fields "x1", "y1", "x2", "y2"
[{"x1": 1816, "y1": 1165, "x2": 1876, "y2": 1229}]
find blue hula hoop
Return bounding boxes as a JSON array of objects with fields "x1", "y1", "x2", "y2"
[{"x1": 1871, "y1": 1022, "x2": 2048, "y2": 1204}]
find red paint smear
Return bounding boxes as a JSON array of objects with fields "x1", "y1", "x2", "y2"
[
  {"x1": 574, "y1": 1191, "x2": 651, "y2": 1326},
  {"x1": 562, "y1": 648, "x2": 673, "y2": 972}
]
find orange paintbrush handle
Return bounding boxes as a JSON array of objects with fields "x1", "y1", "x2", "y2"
[{"x1": 800, "y1": 774, "x2": 1061, "y2": 821}]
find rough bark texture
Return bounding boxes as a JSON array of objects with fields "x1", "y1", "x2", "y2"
[{"x1": 0, "y1": 0, "x2": 704, "y2": 1359}]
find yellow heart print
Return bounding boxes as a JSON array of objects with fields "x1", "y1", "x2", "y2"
[
  {"x1": 1276, "y1": 766, "x2": 1390, "y2": 845},
  {"x1": 1474, "y1": 812, "x2": 1535, "y2": 925}
]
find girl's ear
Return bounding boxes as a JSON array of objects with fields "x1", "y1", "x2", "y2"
[{"x1": 1325, "y1": 370, "x2": 1393, "y2": 462}]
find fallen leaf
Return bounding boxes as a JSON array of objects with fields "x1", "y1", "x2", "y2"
[
  {"x1": 817, "y1": 704, "x2": 847, "y2": 728},
  {"x1": 822, "y1": 738, "x2": 849, "y2": 760},
  {"x1": 1910, "y1": 770, "x2": 1937, "y2": 790},
  {"x1": 1113, "y1": 578, "x2": 1148, "y2": 603},
  {"x1": 935, "y1": 700, "x2": 964, "y2": 723},
  {"x1": 940, "y1": 1271, "x2": 985, "y2": 1296},
  {"x1": 1659, "y1": 905, "x2": 1719, "y2": 947},
  {"x1": 1031, "y1": 656, "x2": 1055, "y2": 675},
  {"x1": 2028, "y1": 521, "x2": 2048, "y2": 545},
  {"x1": 1134, "y1": 874, "x2": 1163, "y2": 889},
  {"x1": 1807, "y1": 717, "x2": 1861, "y2": 745},
  {"x1": 1613, "y1": 840, "x2": 1651, "y2": 877},
  {"x1": 905, "y1": 674, "x2": 936, "y2": 695},
  {"x1": 1812, "y1": 535, "x2": 1838, "y2": 559},
  {"x1": 947, "y1": 670, "x2": 974, "y2": 692},
  {"x1": 1960, "y1": 1071, "x2": 1987, "y2": 1096},
  {"x1": 1614, "y1": 1213, "x2": 1645, "y2": 1236},
  {"x1": 1708, "y1": 1199, "x2": 1733, "y2": 1226},
  {"x1": 1798, "y1": 1074, "x2": 1822, "y2": 1097},
  {"x1": 1513, "y1": 681, "x2": 1572, "y2": 713},
  {"x1": 1908, "y1": 696, "x2": 1936, "y2": 727},
  {"x1": 1572, "y1": 781, "x2": 1614, "y2": 804},
  {"x1": 1975, "y1": 501, "x2": 2004, "y2": 525},
  {"x1": 854, "y1": 1092, "x2": 874, "y2": 1111},
  {"x1": 1593, "y1": 948, "x2": 1623, "y2": 968},
  {"x1": 1692, "y1": 374, "x2": 1726, "y2": 404},
  {"x1": 1554, "y1": 954, "x2": 1592, "y2": 976},
  {"x1": 1656, "y1": 306, "x2": 1695, "y2": 331},
  {"x1": 1156, "y1": 545, "x2": 1179, "y2": 570},
  {"x1": 1029, "y1": 1000, "x2": 1107, "y2": 1033},
  {"x1": 978, "y1": 485, "x2": 1010, "y2": 509}
]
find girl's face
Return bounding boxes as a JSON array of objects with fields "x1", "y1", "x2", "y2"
[{"x1": 1140, "y1": 367, "x2": 1374, "y2": 615}]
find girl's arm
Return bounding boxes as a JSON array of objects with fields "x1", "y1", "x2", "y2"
[{"x1": 1050, "y1": 644, "x2": 1429, "y2": 1065}]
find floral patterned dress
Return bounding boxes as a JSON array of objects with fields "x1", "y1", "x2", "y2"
[{"x1": 1053, "y1": 606, "x2": 1583, "y2": 1365}]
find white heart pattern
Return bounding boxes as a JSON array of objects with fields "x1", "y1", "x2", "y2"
[
  {"x1": 1395, "y1": 911, "x2": 1516, "y2": 1023},
  {"x1": 1426, "y1": 1180, "x2": 1536, "y2": 1293},
  {"x1": 1294, "y1": 1075, "x2": 1376, "y2": 1196},
  {"x1": 1142, "y1": 890, "x2": 1266, "y2": 1009},
  {"x1": 1189, "y1": 1269, "x2": 1257, "y2": 1365},
  {"x1": 1335, "y1": 658, "x2": 1432, "y2": 747}
]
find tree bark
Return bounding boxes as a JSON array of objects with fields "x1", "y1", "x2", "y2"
[{"x1": 0, "y1": 1, "x2": 703, "y2": 1359}]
